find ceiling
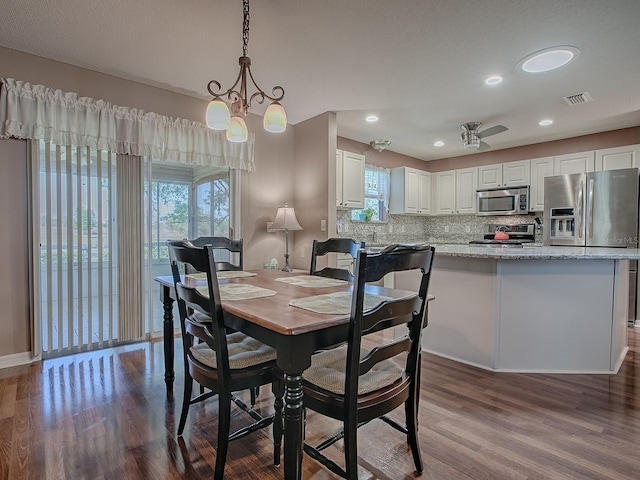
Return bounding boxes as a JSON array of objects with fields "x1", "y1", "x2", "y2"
[{"x1": 1, "y1": 0, "x2": 639, "y2": 161}]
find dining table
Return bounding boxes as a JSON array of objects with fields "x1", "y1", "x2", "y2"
[{"x1": 155, "y1": 268, "x2": 428, "y2": 480}]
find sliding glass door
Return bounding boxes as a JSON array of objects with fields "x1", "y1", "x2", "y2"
[{"x1": 35, "y1": 140, "x2": 234, "y2": 357}]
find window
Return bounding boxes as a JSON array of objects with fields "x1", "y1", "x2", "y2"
[{"x1": 351, "y1": 165, "x2": 390, "y2": 222}]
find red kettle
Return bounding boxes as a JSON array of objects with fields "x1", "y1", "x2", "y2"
[{"x1": 494, "y1": 227, "x2": 509, "y2": 240}]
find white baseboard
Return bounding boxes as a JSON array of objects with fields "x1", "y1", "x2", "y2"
[{"x1": 0, "y1": 351, "x2": 35, "y2": 370}]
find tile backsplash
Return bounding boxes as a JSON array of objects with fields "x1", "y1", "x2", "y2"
[{"x1": 336, "y1": 210, "x2": 542, "y2": 245}]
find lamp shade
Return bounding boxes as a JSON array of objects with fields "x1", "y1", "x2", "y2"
[
  {"x1": 271, "y1": 203, "x2": 302, "y2": 231},
  {"x1": 226, "y1": 116, "x2": 249, "y2": 143},
  {"x1": 206, "y1": 99, "x2": 231, "y2": 130},
  {"x1": 263, "y1": 102, "x2": 287, "y2": 133}
]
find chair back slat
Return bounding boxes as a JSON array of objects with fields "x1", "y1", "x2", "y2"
[
  {"x1": 359, "y1": 336, "x2": 411, "y2": 375},
  {"x1": 310, "y1": 238, "x2": 365, "y2": 281}
]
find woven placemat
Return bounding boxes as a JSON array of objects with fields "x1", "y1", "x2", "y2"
[
  {"x1": 289, "y1": 291, "x2": 393, "y2": 315},
  {"x1": 186, "y1": 271, "x2": 257, "y2": 280},
  {"x1": 275, "y1": 275, "x2": 348, "y2": 288},
  {"x1": 196, "y1": 284, "x2": 277, "y2": 301}
]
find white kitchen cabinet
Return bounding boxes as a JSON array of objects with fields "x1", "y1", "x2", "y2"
[
  {"x1": 477, "y1": 164, "x2": 502, "y2": 189},
  {"x1": 503, "y1": 160, "x2": 530, "y2": 186},
  {"x1": 455, "y1": 167, "x2": 477, "y2": 214},
  {"x1": 478, "y1": 160, "x2": 530, "y2": 189},
  {"x1": 389, "y1": 167, "x2": 431, "y2": 215},
  {"x1": 336, "y1": 253, "x2": 355, "y2": 275},
  {"x1": 529, "y1": 156, "x2": 554, "y2": 212},
  {"x1": 434, "y1": 170, "x2": 456, "y2": 215},
  {"x1": 554, "y1": 151, "x2": 595, "y2": 175},
  {"x1": 336, "y1": 149, "x2": 365, "y2": 209},
  {"x1": 595, "y1": 144, "x2": 640, "y2": 171}
]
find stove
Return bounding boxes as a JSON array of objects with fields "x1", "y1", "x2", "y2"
[{"x1": 469, "y1": 224, "x2": 535, "y2": 248}]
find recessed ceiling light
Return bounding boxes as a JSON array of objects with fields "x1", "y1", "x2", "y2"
[
  {"x1": 520, "y1": 46, "x2": 580, "y2": 73},
  {"x1": 539, "y1": 119, "x2": 554, "y2": 126},
  {"x1": 434, "y1": 141, "x2": 444, "y2": 147},
  {"x1": 365, "y1": 115, "x2": 379, "y2": 123},
  {"x1": 485, "y1": 75, "x2": 503, "y2": 85}
]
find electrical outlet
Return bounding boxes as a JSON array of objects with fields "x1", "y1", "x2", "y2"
[
  {"x1": 466, "y1": 225, "x2": 471, "y2": 233},
  {"x1": 321, "y1": 219, "x2": 326, "y2": 231},
  {"x1": 388, "y1": 224, "x2": 393, "y2": 233},
  {"x1": 444, "y1": 226, "x2": 450, "y2": 233},
  {"x1": 401, "y1": 225, "x2": 406, "y2": 233},
  {"x1": 337, "y1": 222, "x2": 343, "y2": 233},
  {"x1": 344, "y1": 223, "x2": 349, "y2": 233}
]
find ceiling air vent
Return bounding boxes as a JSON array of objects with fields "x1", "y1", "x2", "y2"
[{"x1": 563, "y1": 91, "x2": 593, "y2": 106}]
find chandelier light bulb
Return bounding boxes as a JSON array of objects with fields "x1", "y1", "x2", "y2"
[
  {"x1": 263, "y1": 102, "x2": 287, "y2": 133},
  {"x1": 226, "y1": 117, "x2": 249, "y2": 143},
  {"x1": 206, "y1": 99, "x2": 231, "y2": 130}
]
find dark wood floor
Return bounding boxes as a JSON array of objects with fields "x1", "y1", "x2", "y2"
[{"x1": 1, "y1": 328, "x2": 639, "y2": 479}]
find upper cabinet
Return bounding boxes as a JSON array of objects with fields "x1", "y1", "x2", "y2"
[
  {"x1": 529, "y1": 156, "x2": 554, "y2": 212},
  {"x1": 595, "y1": 144, "x2": 640, "y2": 171},
  {"x1": 554, "y1": 151, "x2": 595, "y2": 175},
  {"x1": 477, "y1": 160, "x2": 530, "y2": 189},
  {"x1": 455, "y1": 167, "x2": 477, "y2": 214},
  {"x1": 389, "y1": 167, "x2": 431, "y2": 215},
  {"x1": 434, "y1": 170, "x2": 456, "y2": 215},
  {"x1": 503, "y1": 160, "x2": 530, "y2": 186},
  {"x1": 336, "y1": 149, "x2": 365, "y2": 209}
]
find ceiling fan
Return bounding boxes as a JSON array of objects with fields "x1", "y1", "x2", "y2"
[{"x1": 460, "y1": 122, "x2": 508, "y2": 151}]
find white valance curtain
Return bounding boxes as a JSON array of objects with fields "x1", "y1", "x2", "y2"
[{"x1": 0, "y1": 77, "x2": 255, "y2": 171}]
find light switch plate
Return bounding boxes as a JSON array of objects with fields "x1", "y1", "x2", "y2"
[{"x1": 321, "y1": 219, "x2": 326, "y2": 231}]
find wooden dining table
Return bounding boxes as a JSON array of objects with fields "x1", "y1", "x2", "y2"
[{"x1": 155, "y1": 269, "x2": 426, "y2": 480}]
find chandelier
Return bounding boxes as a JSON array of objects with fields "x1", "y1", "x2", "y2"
[{"x1": 205, "y1": 0, "x2": 286, "y2": 143}]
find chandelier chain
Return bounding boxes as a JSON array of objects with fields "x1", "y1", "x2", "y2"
[{"x1": 242, "y1": 0, "x2": 250, "y2": 57}]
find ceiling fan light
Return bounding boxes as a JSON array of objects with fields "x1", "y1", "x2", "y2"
[
  {"x1": 226, "y1": 116, "x2": 248, "y2": 142},
  {"x1": 263, "y1": 102, "x2": 287, "y2": 133},
  {"x1": 206, "y1": 99, "x2": 231, "y2": 130},
  {"x1": 461, "y1": 131, "x2": 480, "y2": 149}
]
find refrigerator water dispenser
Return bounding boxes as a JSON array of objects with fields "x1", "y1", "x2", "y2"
[{"x1": 549, "y1": 208, "x2": 576, "y2": 241}]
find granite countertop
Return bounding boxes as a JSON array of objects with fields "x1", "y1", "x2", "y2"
[{"x1": 432, "y1": 244, "x2": 640, "y2": 260}]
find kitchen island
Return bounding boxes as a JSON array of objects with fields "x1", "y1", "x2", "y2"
[{"x1": 390, "y1": 245, "x2": 640, "y2": 374}]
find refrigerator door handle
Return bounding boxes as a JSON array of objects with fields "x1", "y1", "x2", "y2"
[
  {"x1": 587, "y1": 178, "x2": 594, "y2": 238},
  {"x1": 577, "y1": 180, "x2": 584, "y2": 239}
]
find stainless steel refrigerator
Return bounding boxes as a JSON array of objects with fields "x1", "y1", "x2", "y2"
[
  {"x1": 543, "y1": 168, "x2": 639, "y2": 247},
  {"x1": 543, "y1": 167, "x2": 639, "y2": 323}
]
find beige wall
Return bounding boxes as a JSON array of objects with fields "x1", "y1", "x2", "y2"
[
  {"x1": 0, "y1": 139, "x2": 31, "y2": 356},
  {"x1": 0, "y1": 46, "x2": 296, "y2": 358},
  {"x1": 292, "y1": 113, "x2": 335, "y2": 271}
]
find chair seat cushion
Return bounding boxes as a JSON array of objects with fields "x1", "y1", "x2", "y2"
[
  {"x1": 190, "y1": 332, "x2": 276, "y2": 370},
  {"x1": 304, "y1": 345, "x2": 403, "y2": 395}
]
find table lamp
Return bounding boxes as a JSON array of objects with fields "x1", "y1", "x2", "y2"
[{"x1": 271, "y1": 203, "x2": 303, "y2": 272}]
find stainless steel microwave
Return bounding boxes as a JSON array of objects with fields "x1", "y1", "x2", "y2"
[{"x1": 476, "y1": 185, "x2": 529, "y2": 216}]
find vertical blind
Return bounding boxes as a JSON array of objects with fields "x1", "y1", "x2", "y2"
[{"x1": 36, "y1": 140, "x2": 119, "y2": 354}]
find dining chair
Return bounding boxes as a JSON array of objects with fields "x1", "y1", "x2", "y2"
[
  {"x1": 302, "y1": 244, "x2": 435, "y2": 478},
  {"x1": 168, "y1": 240, "x2": 284, "y2": 479},
  {"x1": 309, "y1": 237, "x2": 365, "y2": 282}
]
